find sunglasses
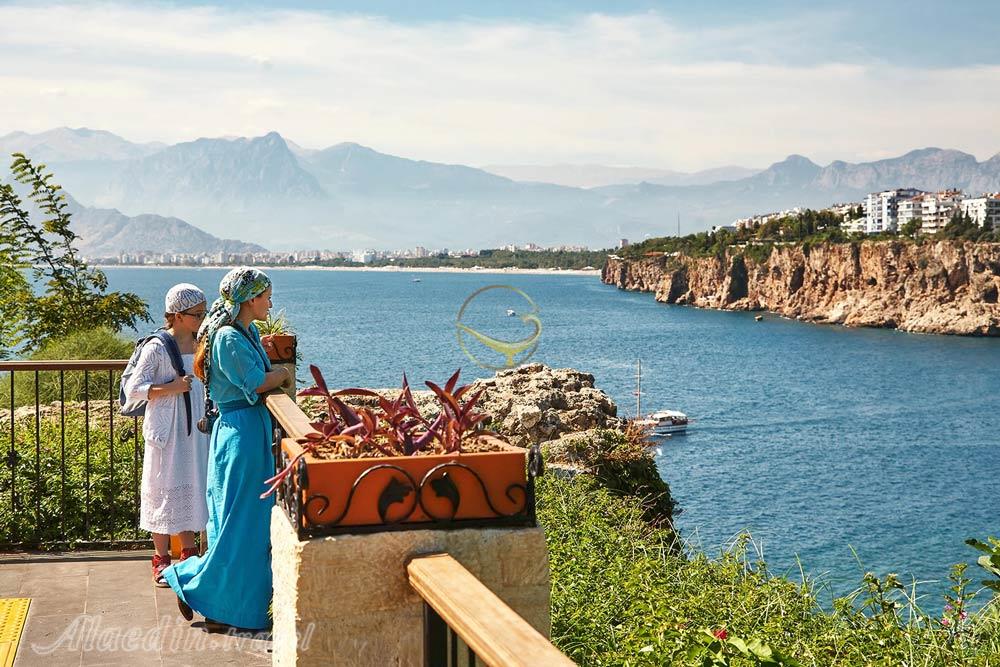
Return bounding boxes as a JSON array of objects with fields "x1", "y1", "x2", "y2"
[{"x1": 180, "y1": 309, "x2": 207, "y2": 320}]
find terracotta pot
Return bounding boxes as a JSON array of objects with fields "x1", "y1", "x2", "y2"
[
  {"x1": 262, "y1": 333, "x2": 296, "y2": 364},
  {"x1": 277, "y1": 435, "x2": 536, "y2": 535}
]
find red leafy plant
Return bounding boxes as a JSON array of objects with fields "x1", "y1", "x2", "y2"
[{"x1": 262, "y1": 365, "x2": 496, "y2": 498}]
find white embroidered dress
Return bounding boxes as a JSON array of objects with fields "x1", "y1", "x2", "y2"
[{"x1": 123, "y1": 337, "x2": 209, "y2": 534}]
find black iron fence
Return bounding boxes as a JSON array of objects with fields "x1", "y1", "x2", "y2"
[{"x1": 0, "y1": 360, "x2": 149, "y2": 550}]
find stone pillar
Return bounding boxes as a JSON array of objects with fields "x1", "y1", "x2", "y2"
[{"x1": 270, "y1": 507, "x2": 552, "y2": 666}]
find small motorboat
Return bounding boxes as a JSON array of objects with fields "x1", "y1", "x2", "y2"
[
  {"x1": 755, "y1": 314, "x2": 763, "y2": 321},
  {"x1": 635, "y1": 410, "x2": 691, "y2": 436},
  {"x1": 412, "y1": 277, "x2": 422, "y2": 283},
  {"x1": 505, "y1": 309, "x2": 516, "y2": 316}
]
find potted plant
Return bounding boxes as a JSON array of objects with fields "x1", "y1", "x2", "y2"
[
  {"x1": 264, "y1": 366, "x2": 541, "y2": 537},
  {"x1": 255, "y1": 309, "x2": 297, "y2": 397}
]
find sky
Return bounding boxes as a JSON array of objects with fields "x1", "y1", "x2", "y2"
[{"x1": 1, "y1": 0, "x2": 999, "y2": 171}]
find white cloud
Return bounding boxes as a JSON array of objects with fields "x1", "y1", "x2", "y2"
[{"x1": 0, "y1": 3, "x2": 997, "y2": 170}]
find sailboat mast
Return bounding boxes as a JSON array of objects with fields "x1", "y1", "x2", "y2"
[{"x1": 635, "y1": 358, "x2": 642, "y2": 418}]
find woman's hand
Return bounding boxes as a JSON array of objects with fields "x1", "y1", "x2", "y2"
[
  {"x1": 148, "y1": 374, "x2": 193, "y2": 398},
  {"x1": 166, "y1": 375, "x2": 193, "y2": 394},
  {"x1": 256, "y1": 366, "x2": 293, "y2": 394}
]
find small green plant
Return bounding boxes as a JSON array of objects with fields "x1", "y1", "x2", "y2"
[
  {"x1": 254, "y1": 309, "x2": 294, "y2": 336},
  {"x1": 966, "y1": 536, "x2": 1000, "y2": 594}
]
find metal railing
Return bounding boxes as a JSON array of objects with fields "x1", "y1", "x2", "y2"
[
  {"x1": 0, "y1": 360, "x2": 148, "y2": 550},
  {"x1": 408, "y1": 553, "x2": 574, "y2": 667}
]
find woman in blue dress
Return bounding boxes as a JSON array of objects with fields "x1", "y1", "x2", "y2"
[{"x1": 165, "y1": 267, "x2": 292, "y2": 631}]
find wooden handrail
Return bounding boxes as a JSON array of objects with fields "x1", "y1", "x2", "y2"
[
  {"x1": 263, "y1": 391, "x2": 318, "y2": 441},
  {"x1": 0, "y1": 360, "x2": 129, "y2": 372},
  {"x1": 407, "y1": 553, "x2": 575, "y2": 667}
]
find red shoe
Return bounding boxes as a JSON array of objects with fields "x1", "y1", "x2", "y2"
[
  {"x1": 152, "y1": 554, "x2": 171, "y2": 588},
  {"x1": 179, "y1": 547, "x2": 200, "y2": 561}
]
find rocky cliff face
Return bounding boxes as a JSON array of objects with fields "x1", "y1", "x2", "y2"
[{"x1": 603, "y1": 241, "x2": 1000, "y2": 336}]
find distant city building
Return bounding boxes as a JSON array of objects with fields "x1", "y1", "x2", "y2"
[
  {"x1": 919, "y1": 190, "x2": 963, "y2": 235},
  {"x1": 863, "y1": 189, "x2": 925, "y2": 233},
  {"x1": 619, "y1": 238, "x2": 629, "y2": 248},
  {"x1": 961, "y1": 195, "x2": 1000, "y2": 229}
]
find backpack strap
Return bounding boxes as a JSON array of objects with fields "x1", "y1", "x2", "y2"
[{"x1": 154, "y1": 330, "x2": 193, "y2": 437}]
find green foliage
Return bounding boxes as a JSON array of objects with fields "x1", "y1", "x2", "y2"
[
  {"x1": 900, "y1": 217, "x2": 922, "y2": 238},
  {"x1": 312, "y1": 248, "x2": 610, "y2": 270},
  {"x1": 621, "y1": 209, "x2": 848, "y2": 265},
  {"x1": 254, "y1": 308, "x2": 294, "y2": 336},
  {"x1": 0, "y1": 154, "x2": 150, "y2": 353},
  {"x1": 937, "y1": 211, "x2": 998, "y2": 242},
  {"x1": 543, "y1": 427, "x2": 677, "y2": 531},
  {"x1": 0, "y1": 329, "x2": 134, "y2": 408},
  {"x1": 967, "y1": 538, "x2": 1000, "y2": 594},
  {"x1": 538, "y1": 474, "x2": 1000, "y2": 666},
  {"x1": 0, "y1": 409, "x2": 141, "y2": 546}
]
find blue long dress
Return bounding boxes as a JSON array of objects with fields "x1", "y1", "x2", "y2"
[{"x1": 164, "y1": 322, "x2": 274, "y2": 630}]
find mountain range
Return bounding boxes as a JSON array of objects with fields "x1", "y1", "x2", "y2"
[{"x1": 2, "y1": 127, "x2": 999, "y2": 252}]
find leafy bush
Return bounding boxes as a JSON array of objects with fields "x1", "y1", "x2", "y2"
[
  {"x1": 0, "y1": 410, "x2": 141, "y2": 547},
  {"x1": 0, "y1": 328, "x2": 134, "y2": 408},
  {"x1": 538, "y1": 474, "x2": 1000, "y2": 666}
]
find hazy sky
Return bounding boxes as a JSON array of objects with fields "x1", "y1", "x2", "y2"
[{"x1": 2, "y1": 1, "x2": 999, "y2": 170}]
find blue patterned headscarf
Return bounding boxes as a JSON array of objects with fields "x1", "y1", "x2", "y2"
[{"x1": 198, "y1": 267, "x2": 271, "y2": 396}]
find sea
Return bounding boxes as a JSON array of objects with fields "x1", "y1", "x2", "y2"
[{"x1": 104, "y1": 266, "x2": 999, "y2": 604}]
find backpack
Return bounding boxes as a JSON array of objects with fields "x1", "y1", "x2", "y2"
[{"x1": 119, "y1": 330, "x2": 193, "y2": 436}]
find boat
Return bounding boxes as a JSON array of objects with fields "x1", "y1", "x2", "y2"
[
  {"x1": 636, "y1": 410, "x2": 690, "y2": 436},
  {"x1": 755, "y1": 314, "x2": 763, "y2": 321},
  {"x1": 505, "y1": 309, "x2": 516, "y2": 316},
  {"x1": 412, "y1": 278, "x2": 422, "y2": 283},
  {"x1": 631, "y1": 359, "x2": 691, "y2": 437}
]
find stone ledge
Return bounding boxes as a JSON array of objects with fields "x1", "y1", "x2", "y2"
[{"x1": 271, "y1": 507, "x2": 551, "y2": 666}]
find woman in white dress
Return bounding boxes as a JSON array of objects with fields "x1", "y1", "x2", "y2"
[{"x1": 123, "y1": 283, "x2": 210, "y2": 586}]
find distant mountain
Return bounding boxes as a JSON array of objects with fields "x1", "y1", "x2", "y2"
[
  {"x1": 0, "y1": 127, "x2": 164, "y2": 162},
  {"x1": 304, "y1": 142, "x2": 517, "y2": 195},
  {"x1": 65, "y1": 197, "x2": 266, "y2": 258},
  {"x1": 6, "y1": 127, "x2": 1000, "y2": 247},
  {"x1": 104, "y1": 131, "x2": 326, "y2": 210},
  {"x1": 480, "y1": 163, "x2": 760, "y2": 188}
]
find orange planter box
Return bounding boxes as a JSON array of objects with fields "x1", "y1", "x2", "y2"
[{"x1": 276, "y1": 435, "x2": 539, "y2": 537}]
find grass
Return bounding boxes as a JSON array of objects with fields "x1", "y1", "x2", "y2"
[{"x1": 537, "y1": 474, "x2": 1000, "y2": 666}]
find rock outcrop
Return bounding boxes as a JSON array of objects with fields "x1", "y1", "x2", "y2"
[
  {"x1": 328, "y1": 363, "x2": 620, "y2": 448},
  {"x1": 603, "y1": 241, "x2": 1000, "y2": 336},
  {"x1": 470, "y1": 364, "x2": 620, "y2": 447}
]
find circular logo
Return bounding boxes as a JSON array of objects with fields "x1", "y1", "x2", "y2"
[{"x1": 455, "y1": 285, "x2": 542, "y2": 370}]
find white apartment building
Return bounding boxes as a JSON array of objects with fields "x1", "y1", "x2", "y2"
[
  {"x1": 920, "y1": 190, "x2": 963, "y2": 235},
  {"x1": 863, "y1": 189, "x2": 925, "y2": 234},
  {"x1": 896, "y1": 195, "x2": 924, "y2": 231},
  {"x1": 961, "y1": 195, "x2": 1000, "y2": 229}
]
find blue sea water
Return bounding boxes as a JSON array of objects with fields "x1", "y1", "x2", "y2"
[{"x1": 105, "y1": 267, "x2": 999, "y2": 602}]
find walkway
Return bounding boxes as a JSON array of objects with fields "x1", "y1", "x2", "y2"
[{"x1": 0, "y1": 551, "x2": 271, "y2": 666}]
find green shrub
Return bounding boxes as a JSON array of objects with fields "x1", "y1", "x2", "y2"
[
  {"x1": 0, "y1": 328, "x2": 133, "y2": 408},
  {"x1": 0, "y1": 410, "x2": 141, "y2": 546},
  {"x1": 538, "y1": 474, "x2": 1000, "y2": 666}
]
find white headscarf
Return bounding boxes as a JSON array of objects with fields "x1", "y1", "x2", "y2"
[{"x1": 165, "y1": 283, "x2": 206, "y2": 314}]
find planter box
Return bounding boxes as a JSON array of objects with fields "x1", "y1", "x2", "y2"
[
  {"x1": 273, "y1": 434, "x2": 541, "y2": 539},
  {"x1": 262, "y1": 333, "x2": 297, "y2": 364}
]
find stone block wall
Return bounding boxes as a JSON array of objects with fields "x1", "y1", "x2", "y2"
[{"x1": 271, "y1": 507, "x2": 552, "y2": 666}]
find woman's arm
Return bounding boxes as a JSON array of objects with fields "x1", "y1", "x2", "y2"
[
  {"x1": 124, "y1": 340, "x2": 189, "y2": 401},
  {"x1": 256, "y1": 367, "x2": 292, "y2": 394}
]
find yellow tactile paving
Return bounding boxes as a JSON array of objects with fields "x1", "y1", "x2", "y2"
[{"x1": 0, "y1": 598, "x2": 30, "y2": 667}]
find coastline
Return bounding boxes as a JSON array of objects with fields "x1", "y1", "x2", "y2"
[{"x1": 94, "y1": 264, "x2": 602, "y2": 276}]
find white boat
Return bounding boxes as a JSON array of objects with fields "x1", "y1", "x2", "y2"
[
  {"x1": 636, "y1": 410, "x2": 690, "y2": 436},
  {"x1": 412, "y1": 278, "x2": 422, "y2": 283},
  {"x1": 505, "y1": 309, "x2": 516, "y2": 316}
]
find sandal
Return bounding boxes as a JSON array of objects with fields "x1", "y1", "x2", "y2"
[
  {"x1": 151, "y1": 554, "x2": 171, "y2": 588},
  {"x1": 179, "y1": 547, "x2": 200, "y2": 561}
]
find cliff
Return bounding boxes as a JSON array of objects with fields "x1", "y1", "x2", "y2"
[{"x1": 603, "y1": 241, "x2": 1000, "y2": 336}]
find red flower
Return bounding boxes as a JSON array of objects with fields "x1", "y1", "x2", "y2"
[{"x1": 713, "y1": 628, "x2": 728, "y2": 640}]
